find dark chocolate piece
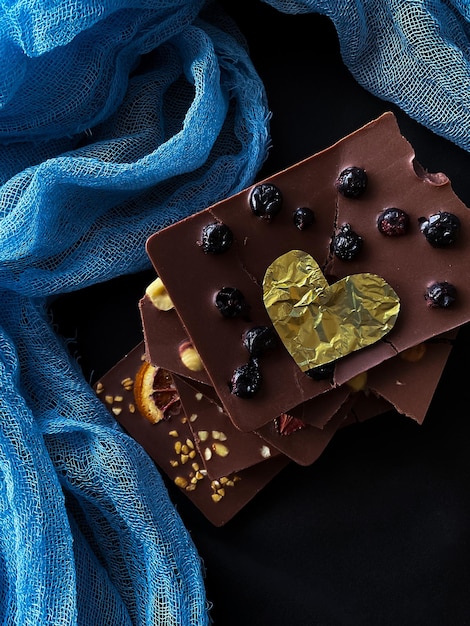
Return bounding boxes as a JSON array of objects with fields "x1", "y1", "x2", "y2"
[
  {"x1": 145, "y1": 113, "x2": 470, "y2": 432},
  {"x1": 94, "y1": 343, "x2": 289, "y2": 526},
  {"x1": 173, "y1": 375, "x2": 281, "y2": 478}
]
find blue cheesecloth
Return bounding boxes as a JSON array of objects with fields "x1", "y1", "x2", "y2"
[{"x1": 0, "y1": 0, "x2": 469, "y2": 624}]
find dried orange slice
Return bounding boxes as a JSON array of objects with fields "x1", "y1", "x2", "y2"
[{"x1": 134, "y1": 361, "x2": 181, "y2": 424}]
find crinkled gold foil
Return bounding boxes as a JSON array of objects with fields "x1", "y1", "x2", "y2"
[{"x1": 262, "y1": 250, "x2": 400, "y2": 371}]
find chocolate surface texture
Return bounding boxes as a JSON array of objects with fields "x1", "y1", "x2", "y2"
[{"x1": 145, "y1": 112, "x2": 469, "y2": 432}]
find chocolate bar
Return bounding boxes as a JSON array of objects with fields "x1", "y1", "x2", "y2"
[
  {"x1": 94, "y1": 343, "x2": 289, "y2": 526},
  {"x1": 145, "y1": 112, "x2": 470, "y2": 432}
]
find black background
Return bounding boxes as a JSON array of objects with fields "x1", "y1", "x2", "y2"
[{"x1": 51, "y1": 3, "x2": 470, "y2": 625}]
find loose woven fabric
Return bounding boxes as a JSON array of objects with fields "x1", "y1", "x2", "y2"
[{"x1": 0, "y1": 0, "x2": 469, "y2": 624}]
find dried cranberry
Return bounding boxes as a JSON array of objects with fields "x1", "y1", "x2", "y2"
[
  {"x1": 335, "y1": 166, "x2": 368, "y2": 198},
  {"x1": 293, "y1": 207, "x2": 315, "y2": 230},
  {"x1": 332, "y1": 223, "x2": 363, "y2": 260},
  {"x1": 229, "y1": 360, "x2": 262, "y2": 398},
  {"x1": 306, "y1": 361, "x2": 335, "y2": 381},
  {"x1": 249, "y1": 183, "x2": 283, "y2": 220},
  {"x1": 419, "y1": 211, "x2": 460, "y2": 247},
  {"x1": 377, "y1": 208, "x2": 410, "y2": 236},
  {"x1": 200, "y1": 222, "x2": 233, "y2": 254},
  {"x1": 215, "y1": 287, "x2": 249, "y2": 318},
  {"x1": 275, "y1": 413, "x2": 308, "y2": 436},
  {"x1": 242, "y1": 326, "x2": 278, "y2": 358},
  {"x1": 425, "y1": 282, "x2": 457, "y2": 308}
]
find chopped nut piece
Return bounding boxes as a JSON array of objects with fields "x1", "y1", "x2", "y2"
[
  {"x1": 400, "y1": 343, "x2": 427, "y2": 362},
  {"x1": 179, "y1": 341, "x2": 204, "y2": 372},
  {"x1": 204, "y1": 448, "x2": 212, "y2": 461},
  {"x1": 104, "y1": 395, "x2": 114, "y2": 405},
  {"x1": 198, "y1": 430, "x2": 209, "y2": 441},
  {"x1": 174, "y1": 441, "x2": 182, "y2": 454},
  {"x1": 195, "y1": 392, "x2": 203, "y2": 401},
  {"x1": 346, "y1": 371, "x2": 368, "y2": 392},
  {"x1": 111, "y1": 407, "x2": 122, "y2": 416},
  {"x1": 169, "y1": 430, "x2": 179, "y2": 437},
  {"x1": 114, "y1": 395, "x2": 123, "y2": 402},
  {"x1": 128, "y1": 403, "x2": 135, "y2": 413},
  {"x1": 212, "y1": 442, "x2": 229, "y2": 457},
  {"x1": 121, "y1": 377, "x2": 134, "y2": 391},
  {"x1": 260, "y1": 445, "x2": 272, "y2": 459},
  {"x1": 189, "y1": 413, "x2": 198, "y2": 422},
  {"x1": 174, "y1": 476, "x2": 188, "y2": 489},
  {"x1": 211, "y1": 430, "x2": 227, "y2": 441},
  {"x1": 95, "y1": 382, "x2": 104, "y2": 394},
  {"x1": 211, "y1": 493, "x2": 223, "y2": 502}
]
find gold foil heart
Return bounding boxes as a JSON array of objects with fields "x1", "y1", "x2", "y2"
[{"x1": 262, "y1": 250, "x2": 400, "y2": 371}]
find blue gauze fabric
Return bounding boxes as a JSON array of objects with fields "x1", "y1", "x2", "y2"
[{"x1": 0, "y1": 0, "x2": 469, "y2": 624}]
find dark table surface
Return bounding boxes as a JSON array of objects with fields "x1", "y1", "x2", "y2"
[{"x1": 51, "y1": 3, "x2": 470, "y2": 624}]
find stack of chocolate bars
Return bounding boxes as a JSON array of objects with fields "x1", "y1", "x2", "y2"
[{"x1": 95, "y1": 112, "x2": 470, "y2": 525}]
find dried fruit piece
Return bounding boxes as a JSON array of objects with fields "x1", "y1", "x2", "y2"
[
  {"x1": 275, "y1": 413, "x2": 308, "y2": 436},
  {"x1": 229, "y1": 359, "x2": 262, "y2": 399},
  {"x1": 200, "y1": 222, "x2": 233, "y2": 254},
  {"x1": 425, "y1": 281, "x2": 457, "y2": 308},
  {"x1": 134, "y1": 362, "x2": 181, "y2": 424},
  {"x1": 332, "y1": 223, "x2": 363, "y2": 260},
  {"x1": 335, "y1": 166, "x2": 368, "y2": 198},
  {"x1": 293, "y1": 206, "x2": 315, "y2": 230},
  {"x1": 145, "y1": 276, "x2": 174, "y2": 311},
  {"x1": 377, "y1": 208, "x2": 410, "y2": 236},
  {"x1": 214, "y1": 287, "x2": 249, "y2": 318},
  {"x1": 419, "y1": 211, "x2": 460, "y2": 247},
  {"x1": 242, "y1": 325, "x2": 278, "y2": 358},
  {"x1": 249, "y1": 183, "x2": 283, "y2": 220}
]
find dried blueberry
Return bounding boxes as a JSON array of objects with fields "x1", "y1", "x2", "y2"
[
  {"x1": 419, "y1": 211, "x2": 461, "y2": 247},
  {"x1": 215, "y1": 287, "x2": 249, "y2": 318},
  {"x1": 249, "y1": 183, "x2": 283, "y2": 220},
  {"x1": 332, "y1": 223, "x2": 363, "y2": 260},
  {"x1": 305, "y1": 361, "x2": 335, "y2": 381},
  {"x1": 335, "y1": 166, "x2": 368, "y2": 198},
  {"x1": 242, "y1": 325, "x2": 278, "y2": 358},
  {"x1": 229, "y1": 360, "x2": 262, "y2": 398},
  {"x1": 425, "y1": 282, "x2": 457, "y2": 308},
  {"x1": 293, "y1": 207, "x2": 315, "y2": 230},
  {"x1": 200, "y1": 222, "x2": 233, "y2": 254},
  {"x1": 377, "y1": 208, "x2": 410, "y2": 237}
]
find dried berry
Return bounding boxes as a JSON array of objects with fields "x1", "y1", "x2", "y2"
[
  {"x1": 425, "y1": 282, "x2": 457, "y2": 308},
  {"x1": 200, "y1": 222, "x2": 233, "y2": 254},
  {"x1": 275, "y1": 413, "x2": 308, "y2": 436},
  {"x1": 293, "y1": 206, "x2": 315, "y2": 230},
  {"x1": 335, "y1": 166, "x2": 368, "y2": 198},
  {"x1": 377, "y1": 208, "x2": 410, "y2": 236},
  {"x1": 332, "y1": 223, "x2": 363, "y2": 260},
  {"x1": 242, "y1": 325, "x2": 278, "y2": 358},
  {"x1": 249, "y1": 183, "x2": 283, "y2": 220},
  {"x1": 229, "y1": 360, "x2": 262, "y2": 398},
  {"x1": 305, "y1": 361, "x2": 335, "y2": 381},
  {"x1": 418, "y1": 211, "x2": 461, "y2": 247},
  {"x1": 215, "y1": 287, "x2": 249, "y2": 318}
]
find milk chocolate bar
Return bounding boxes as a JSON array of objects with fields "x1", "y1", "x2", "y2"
[
  {"x1": 146, "y1": 112, "x2": 470, "y2": 432},
  {"x1": 94, "y1": 343, "x2": 289, "y2": 526}
]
